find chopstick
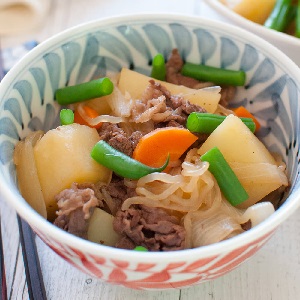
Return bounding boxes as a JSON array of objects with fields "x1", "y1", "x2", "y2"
[
  {"x1": 0, "y1": 214, "x2": 8, "y2": 300},
  {"x1": 0, "y1": 40, "x2": 47, "y2": 300},
  {"x1": 17, "y1": 216, "x2": 47, "y2": 300}
]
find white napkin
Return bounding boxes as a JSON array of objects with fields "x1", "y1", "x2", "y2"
[{"x1": 0, "y1": 0, "x2": 51, "y2": 35}]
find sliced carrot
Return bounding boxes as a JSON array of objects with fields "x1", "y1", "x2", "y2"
[
  {"x1": 233, "y1": 106, "x2": 261, "y2": 132},
  {"x1": 133, "y1": 127, "x2": 198, "y2": 169},
  {"x1": 74, "y1": 105, "x2": 102, "y2": 129}
]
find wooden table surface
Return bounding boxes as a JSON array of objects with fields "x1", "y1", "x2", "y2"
[{"x1": 1, "y1": 0, "x2": 300, "y2": 299}]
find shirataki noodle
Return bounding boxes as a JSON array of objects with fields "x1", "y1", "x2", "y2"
[{"x1": 122, "y1": 148, "x2": 219, "y2": 212}]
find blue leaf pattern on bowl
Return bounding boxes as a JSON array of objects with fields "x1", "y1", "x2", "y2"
[
  {"x1": 286, "y1": 78, "x2": 298, "y2": 143},
  {"x1": 28, "y1": 103, "x2": 59, "y2": 132},
  {"x1": 94, "y1": 31, "x2": 134, "y2": 67},
  {"x1": 169, "y1": 23, "x2": 192, "y2": 60},
  {"x1": 62, "y1": 42, "x2": 81, "y2": 85},
  {"x1": 193, "y1": 29, "x2": 216, "y2": 64},
  {"x1": 253, "y1": 75, "x2": 287, "y2": 104},
  {"x1": 246, "y1": 58, "x2": 275, "y2": 88},
  {"x1": 4, "y1": 98, "x2": 23, "y2": 128},
  {"x1": 29, "y1": 68, "x2": 46, "y2": 105},
  {"x1": 143, "y1": 24, "x2": 172, "y2": 58},
  {"x1": 117, "y1": 25, "x2": 152, "y2": 63},
  {"x1": 90, "y1": 56, "x2": 122, "y2": 77},
  {"x1": 77, "y1": 35, "x2": 99, "y2": 84},
  {"x1": 240, "y1": 44, "x2": 259, "y2": 72},
  {"x1": 43, "y1": 53, "x2": 61, "y2": 96},
  {"x1": 0, "y1": 141, "x2": 15, "y2": 164},
  {"x1": 0, "y1": 117, "x2": 19, "y2": 140},
  {"x1": 13, "y1": 80, "x2": 32, "y2": 117},
  {"x1": 220, "y1": 37, "x2": 239, "y2": 68}
]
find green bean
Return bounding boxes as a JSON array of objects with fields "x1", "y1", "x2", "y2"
[
  {"x1": 186, "y1": 113, "x2": 256, "y2": 133},
  {"x1": 133, "y1": 246, "x2": 148, "y2": 251},
  {"x1": 91, "y1": 140, "x2": 169, "y2": 180},
  {"x1": 59, "y1": 109, "x2": 74, "y2": 125},
  {"x1": 151, "y1": 53, "x2": 166, "y2": 81},
  {"x1": 264, "y1": 0, "x2": 295, "y2": 32},
  {"x1": 296, "y1": 1, "x2": 300, "y2": 38},
  {"x1": 200, "y1": 147, "x2": 249, "y2": 206},
  {"x1": 55, "y1": 77, "x2": 114, "y2": 105},
  {"x1": 181, "y1": 62, "x2": 246, "y2": 86},
  {"x1": 286, "y1": 5, "x2": 297, "y2": 30}
]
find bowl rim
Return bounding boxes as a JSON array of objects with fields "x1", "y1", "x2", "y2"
[
  {"x1": 202, "y1": 0, "x2": 300, "y2": 46},
  {"x1": 1, "y1": 12, "x2": 300, "y2": 263}
]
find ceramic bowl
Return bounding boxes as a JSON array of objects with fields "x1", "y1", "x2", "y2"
[
  {"x1": 202, "y1": 0, "x2": 300, "y2": 67},
  {"x1": 0, "y1": 14, "x2": 300, "y2": 290}
]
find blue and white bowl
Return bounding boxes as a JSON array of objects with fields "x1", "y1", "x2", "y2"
[{"x1": 0, "y1": 14, "x2": 300, "y2": 289}]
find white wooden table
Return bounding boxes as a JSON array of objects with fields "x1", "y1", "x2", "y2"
[{"x1": 1, "y1": 0, "x2": 300, "y2": 299}]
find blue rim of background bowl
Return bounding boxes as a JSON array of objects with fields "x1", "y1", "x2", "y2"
[{"x1": 0, "y1": 13, "x2": 300, "y2": 262}]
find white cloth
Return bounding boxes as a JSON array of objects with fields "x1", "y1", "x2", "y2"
[{"x1": 0, "y1": 0, "x2": 51, "y2": 35}]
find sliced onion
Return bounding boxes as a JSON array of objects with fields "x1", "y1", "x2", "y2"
[
  {"x1": 77, "y1": 103, "x2": 123, "y2": 125},
  {"x1": 200, "y1": 85, "x2": 221, "y2": 93},
  {"x1": 240, "y1": 202, "x2": 275, "y2": 227},
  {"x1": 215, "y1": 104, "x2": 235, "y2": 116},
  {"x1": 190, "y1": 213, "x2": 243, "y2": 247},
  {"x1": 108, "y1": 86, "x2": 132, "y2": 117}
]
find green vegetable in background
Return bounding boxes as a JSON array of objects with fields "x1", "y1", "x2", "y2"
[
  {"x1": 296, "y1": 1, "x2": 300, "y2": 37},
  {"x1": 264, "y1": 0, "x2": 296, "y2": 32},
  {"x1": 91, "y1": 140, "x2": 169, "y2": 180}
]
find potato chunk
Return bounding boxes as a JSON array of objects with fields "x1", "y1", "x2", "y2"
[
  {"x1": 118, "y1": 68, "x2": 221, "y2": 113},
  {"x1": 34, "y1": 124, "x2": 112, "y2": 221},
  {"x1": 87, "y1": 208, "x2": 120, "y2": 246},
  {"x1": 198, "y1": 114, "x2": 288, "y2": 208}
]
